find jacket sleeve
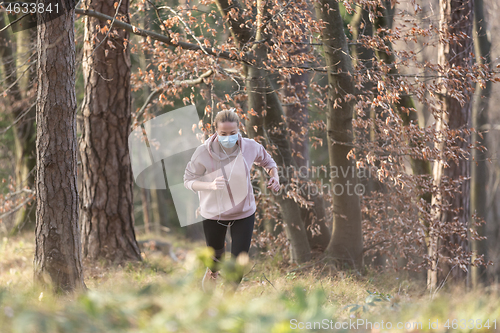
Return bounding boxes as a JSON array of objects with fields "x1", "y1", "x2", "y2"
[
  {"x1": 184, "y1": 148, "x2": 206, "y2": 193},
  {"x1": 253, "y1": 143, "x2": 278, "y2": 174}
]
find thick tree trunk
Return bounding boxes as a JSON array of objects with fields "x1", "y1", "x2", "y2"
[
  {"x1": 428, "y1": 0, "x2": 474, "y2": 290},
  {"x1": 80, "y1": 0, "x2": 141, "y2": 263},
  {"x1": 351, "y1": 6, "x2": 386, "y2": 267},
  {"x1": 314, "y1": 0, "x2": 363, "y2": 270},
  {"x1": 471, "y1": 0, "x2": 491, "y2": 287},
  {"x1": 34, "y1": 6, "x2": 86, "y2": 293}
]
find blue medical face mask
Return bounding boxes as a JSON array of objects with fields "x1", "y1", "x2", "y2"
[{"x1": 218, "y1": 132, "x2": 239, "y2": 148}]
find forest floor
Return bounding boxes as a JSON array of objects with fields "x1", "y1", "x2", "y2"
[{"x1": 0, "y1": 232, "x2": 499, "y2": 332}]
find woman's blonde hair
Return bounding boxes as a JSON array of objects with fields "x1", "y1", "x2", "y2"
[{"x1": 214, "y1": 108, "x2": 240, "y2": 129}]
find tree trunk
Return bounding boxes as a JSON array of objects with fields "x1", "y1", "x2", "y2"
[
  {"x1": 314, "y1": 0, "x2": 363, "y2": 270},
  {"x1": 351, "y1": 7, "x2": 375, "y2": 68},
  {"x1": 374, "y1": 2, "x2": 432, "y2": 182},
  {"x1": 263, "y1": 79, "x2": 312, "y2": 263},
  {"x1": 373, "y1": 1, "x2": 432, "y2": 271},
  {"x1": 428, "y1": 0, "x2": 474, "y2": 290},
  {"x1": 351, "y1": 7, "x2": 384, "y2": 268},
  {"x1": 80, "y1": 0, "x2": 141, "y2": 263},
  {"x1": 471, "y1": 0, "x2": 491, "y2": 287},
  {"x1": 34, "y1": 6, "x2": 86, "y2": 293}
]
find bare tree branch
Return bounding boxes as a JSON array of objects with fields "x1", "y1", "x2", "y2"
[
  {"x1": 0, "y1": 194, "x2": 35, "y2": 222},
  {"x1": 151, "y1": 1, "x2": 210, "y2": 57},
  {"x1": 0, "y1": 101, "x2": 36, "y2": 135},
  {"x1": 0, "y1": 10, "x2": 29, "y2": 33},
  {"x1": 135, "y1": 69, "x2": 213, "y2": 120},
  {"x1": 75, "y1": 8, "x2": 251, "y2": 65}
]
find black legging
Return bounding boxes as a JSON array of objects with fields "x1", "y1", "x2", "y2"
[{"x1": 202, "y1": 212, "x2": 255, "y2": 276}]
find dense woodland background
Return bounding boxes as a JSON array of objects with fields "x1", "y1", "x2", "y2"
[{"x1": 0, "y1": 0, "x2": 499, "y2": 297}]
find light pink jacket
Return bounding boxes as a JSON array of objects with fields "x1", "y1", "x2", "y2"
[{"x1": 184, "y1": 132, "x2": 277, "y2": 221}]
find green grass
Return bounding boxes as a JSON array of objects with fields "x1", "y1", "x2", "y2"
[{"x1": 0, "y1": 234, "x2": 499, "y2": 332}]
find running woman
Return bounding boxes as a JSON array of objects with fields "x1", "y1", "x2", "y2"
[{"x1": 183, "y1": 109, "x2": 280, "y2": 292}]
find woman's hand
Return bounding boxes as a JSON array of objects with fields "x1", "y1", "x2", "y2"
[
  {"x1": 210, "y1": 176, "x2": 226, "y2": 190},
  {"x1": 267, "y1": 176, "x2": 280, "y2": 192}
]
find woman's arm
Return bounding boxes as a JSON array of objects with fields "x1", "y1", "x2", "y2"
[
  {"x1": 267, "y1": 166, "x2": 281, "y2": 192},
  {"x1": 191, "y1": 177, "x2": 225, "y2": 191},
  {"x1": 253, "y1": 142, "x2": 280, "y2": 192},
  {"x1": 190, "y1": 180, "x2": 212, "y2": 191},
  {"x1": 269, "y1": 166, "x2": 279, "y2": 179}
]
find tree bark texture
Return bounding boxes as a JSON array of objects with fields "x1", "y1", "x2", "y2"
[
  {"x1": 80, "y1": 0, "x2": 141, "y2": 263},
  {"x1": 314, "y1": 0, "x2": 363, "y2": 270},
  {"x1": 34, "y1": 6, "x2": 86, "y2": 292},
  {"x1": 428, "y1": 0, "x2": 474, "y2": 290}
]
